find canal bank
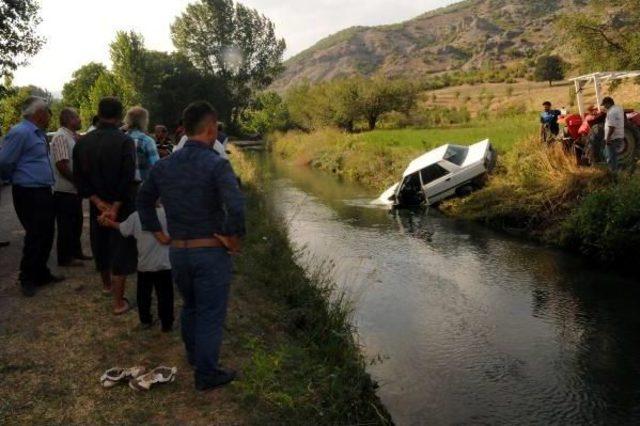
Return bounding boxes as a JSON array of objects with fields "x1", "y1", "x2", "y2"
[
  {"x1": 270, "y1": 130, "x2": 640, "y2": 266},
  {"x1": 256, "y1": 154, "x2": 640, "y2": 424},
  {"x1": 0, "y1": 176, "x2": 390, "y2": 424}
]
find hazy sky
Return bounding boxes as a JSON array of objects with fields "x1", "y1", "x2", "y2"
[{"x1": 13, "y1": 0, "x2": 457, "y2": 94}]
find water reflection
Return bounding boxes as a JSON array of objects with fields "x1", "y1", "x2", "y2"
[{"x1": 265, "y1": 160, "x2": 640, "y2": 425}]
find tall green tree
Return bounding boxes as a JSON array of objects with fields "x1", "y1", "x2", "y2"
[
  {"x1": 109, "y1": 31, "x2": 146, "y2": 104},
  {"x1": 0, "y1": 85, "x2": 51, "y2": 133},
  {"x1": 534, "y1": 56, "x2": 565, "y2": 86},
  {"x1": 62, "y1": 62, "x2": 108, "y2": 108},
  {"x1": 359, "y1": 77, "x2": 416, "y2": 130},
  {"x1": 79, "y1": 72, "x2": 136, "y2": 126},
  {"x1": 171, "y1": 0, "x2": 286, "y2": 125},
  {"x1": 0, "y1": 0, "x2": 44, "y2": 97}
]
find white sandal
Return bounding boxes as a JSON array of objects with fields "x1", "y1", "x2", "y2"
[
  {"x1": 100, "y1": 366, "x2": 146, "y2": 388},
  {"x1": 129, "y1": 366, "x2": 177, "y2": 391}
]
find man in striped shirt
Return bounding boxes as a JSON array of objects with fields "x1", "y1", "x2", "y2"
[{"x1": 50, "y1": 108, "x2": 91, "y2": 266}]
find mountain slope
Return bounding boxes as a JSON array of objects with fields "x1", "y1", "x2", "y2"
[{"x1": 273, "y1": 0, "x2": 580, "y2": 90}]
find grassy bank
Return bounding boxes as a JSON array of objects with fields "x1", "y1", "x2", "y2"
[
  {"x1": 271, "y1": 117, "x2": 536, "y2": 191},
  {"x1": 0, "y1": 152, "x2": 390, "y2": 424},
  {"x1": 270, "y1": 126, "x2": 640, "y2": 265}
]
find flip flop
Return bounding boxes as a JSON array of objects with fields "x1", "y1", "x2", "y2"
[
  {"x1": 100, "y1": 366, "x2": 146, "y2": 388},
  {"x1": 129, "y1": 366, "x2": 178, "y2": 391},
  {"x1": 114, "y1": 298, "x2": 133, "y2": 316}
]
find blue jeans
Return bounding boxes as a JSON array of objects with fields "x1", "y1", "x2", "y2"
[
  {"x1": 170, "y1": 247, "x2": 232, "y2": 379},
  {"x1": 605, "y1": 138, "x2": 623, "y2": 172}
]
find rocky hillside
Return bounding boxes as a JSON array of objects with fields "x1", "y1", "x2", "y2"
[{"x1": 273, "y1": 0, "x2": 581, "y2": 90}]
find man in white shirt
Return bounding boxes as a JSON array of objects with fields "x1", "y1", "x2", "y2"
[
  {"x1": 174, "y1": 133, "x2": 228, "y2": 159},
  {"x1": 50, "y1": 108, "x2": 90, "y2": 266},
  {"x1": 602, "y1": 96, "x2": 625, "y2": 172}
]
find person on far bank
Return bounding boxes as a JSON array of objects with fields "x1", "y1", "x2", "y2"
[
  {"x1": 99, "y1": 204, "x2": 174, "y2": 332},
  {"x1": 50, "y1": 108, "x2": 92, "y2": 267},
  {"x1": 601, "y1": 96, "x2": 625, "y2": 173},
  {"x1": 73, "y1": 97, "x2": 138, "y2": 314},
  {"x1": 125, "y1": 107, "x2": 160, "y2": 183},
  {"x1": 137, "y1": 101, "x2": 245, "y2": 391},
  {"x1": 0, "y1": 97, "x2": 64, "y2": 297},
  {"x1": 540, "y1": 101, "x2": 561, "y2": 143}
]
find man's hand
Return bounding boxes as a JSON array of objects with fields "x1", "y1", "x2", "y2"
[
  {"x1": 90, "y1": 195, "x2": 111, "y2": 213},
  {"x1": 154, "y1": 232, "x2": 172, "y2": 246},
  {"x1": 98, "y1": 216, "x2": 119, "y2": 229},
  {"x1": 215, "y1": 234, "x2": 242, "y2": 255}
]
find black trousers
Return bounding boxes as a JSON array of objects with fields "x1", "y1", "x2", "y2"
[
  {"x1": 54, "y1": 192, "x2": 83, "y2": 264},
  {"x1": 137, "y1": 270, "x2": 174, "y2": 329},
  {"x1": 12, "y1": 186, "x2": 54, "y2": 283}
]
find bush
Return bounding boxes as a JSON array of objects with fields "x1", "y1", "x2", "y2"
[{"x1": 559, "y1": 177, "x2": 640, "y2": 263}]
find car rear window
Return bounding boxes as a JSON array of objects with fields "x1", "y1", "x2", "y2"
[{"x1": 444, "y1": 145, "x2": 468, "y2": 166}]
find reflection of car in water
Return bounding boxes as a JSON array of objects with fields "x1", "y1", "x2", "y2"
[{"x1": 374, "y1": 139, "x2": 497, "y2": 208}]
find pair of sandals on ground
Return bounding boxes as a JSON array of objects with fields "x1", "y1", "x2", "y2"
[{"x1": 100, "y1": 366, "x2": 177, "y2": 391}]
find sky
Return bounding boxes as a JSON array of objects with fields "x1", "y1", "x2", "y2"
[{"x1": 13, "y1": 0, "x2": 458, "y2": 94}]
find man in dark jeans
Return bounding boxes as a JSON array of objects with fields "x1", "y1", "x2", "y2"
[
  {"x1": 0, "y1": 184, "x2": 9, "y2": 248},
  {"x1": 138, "y1": 101, "x2": 245, "y2": 391},
  {"x1": 50, "y1": 108, "x2": 91, "y2": 266},
  {"x1": 0, "y1": 97, "x2": 64, "y2": 296},
  {"x1": 73, "y1": 97, "x2": 137, "y2": 315}
]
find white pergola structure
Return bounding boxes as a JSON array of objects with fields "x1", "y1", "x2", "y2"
[{"x1": 569, "y1": 71, "x2": 640, "y2": 116}]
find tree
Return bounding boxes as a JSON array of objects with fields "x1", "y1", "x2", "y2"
[
  {"x1": 109, "y1": 31, "x2": 146, "y2": 104},
  {"x1": 62, "y1": 63, "x2": 108, "y2": 109},
  {"x1": 242, "y1": 91, "x2": 291, "y2": 135},
  {"x1": 171, "y1": 0, "x2": 286, "y2": 126},
  {"x1": 359, "y1": 77, "x2": 416, "y2": 130},
  {"x1": 534, "y1": 56, "x2": 565, "y2": 86},
  {"x1": 0, "y1": 0, "x2": 44, "y2": 97},
  {"x1": 79, "y1": 72, "x2": 136, "y2": 126},
  {"x1": 558, "y1": 1, "x2": 640, "y2": 73},
  {"x1": 0, "y1": 85, "x2": 51, "y2": 133}
]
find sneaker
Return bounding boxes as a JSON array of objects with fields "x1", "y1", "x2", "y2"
[
  {"x1": 195, "y1": 367, "x2": 237, "y2": 391},
  {"x1": 129, "y1": 366, "x2": 177, "y2": 391}
]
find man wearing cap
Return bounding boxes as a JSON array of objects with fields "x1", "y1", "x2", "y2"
[
  {"x1": 601, "y1": 96, "x2": 625, "y2": 172},
  {"x1": 0, "y1": 96, "x2": 64, "y2": 297}
]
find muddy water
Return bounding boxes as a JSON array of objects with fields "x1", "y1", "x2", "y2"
[{"x1": 264, "y1": 160, "x2": 640, "y2": 425}]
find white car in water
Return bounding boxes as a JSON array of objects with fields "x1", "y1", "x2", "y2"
[{"x1": 375, "y1": 139, "x2": 497, "y2": 208}]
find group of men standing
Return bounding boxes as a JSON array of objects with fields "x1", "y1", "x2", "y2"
[
  {"x1": 0, "y1": 95, "x2": 246, "y2": 390},
  {"x1": 539, "y1": 96, "x2": 626, "y2": 172}
]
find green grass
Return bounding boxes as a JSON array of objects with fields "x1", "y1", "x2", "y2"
[{"x1": 356, "y1": 115, "x2": 537, "y2": 153}]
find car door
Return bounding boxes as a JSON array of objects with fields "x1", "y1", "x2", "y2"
[{"x1": 420, "y1": 162, "x2": 454, "y2": 204}]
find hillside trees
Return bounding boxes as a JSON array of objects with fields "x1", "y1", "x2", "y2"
[
  {"x1": 171, "y1": 0, "x2": 286, "y2": 126},
  {"x1": 534, "y1": 56, "x2": 565, "y2": 86},
  {"x1": 273, "y1": 77, "x2": 417, "y2": 133},
  {"x1": 0, "y1": 0, "x2": 44, "y2": 97},
  {"x1": 559, "y1": 1, "x2": 640, "y2": 72}
]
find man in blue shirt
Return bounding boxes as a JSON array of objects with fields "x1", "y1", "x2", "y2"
[
  {"x1": 0, "y1": 96, "x2": 64, "y2": 297},
  {"x1": 540, "y1": 101, "x2": 562, "y2": 143},
  {"x1": 137, "y1": 101, "x2": 245, "y2": 391}
]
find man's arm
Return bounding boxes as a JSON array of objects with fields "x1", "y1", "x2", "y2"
[
  {"x1": 51, "y1": 134, "x2": 74, "y2": 182},
  {"x1": 0, "y1": 130, "x2": 25, "y2": 181},
  {"x1": 213, "y1": 160, "x2": 246, "y2": 254}
]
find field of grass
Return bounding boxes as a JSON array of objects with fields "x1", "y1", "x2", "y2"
[{"x1": 357, "y1": 116, "x2": 537, "y2": 153}]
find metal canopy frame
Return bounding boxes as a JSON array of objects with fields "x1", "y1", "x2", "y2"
[{"x1": 569, "y1": 71, "x2": 640, "y2": 116}]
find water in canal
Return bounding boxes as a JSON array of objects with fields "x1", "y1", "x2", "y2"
[{"x1": 264, "y1": 159, "x2": 640, "y2": 425}]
